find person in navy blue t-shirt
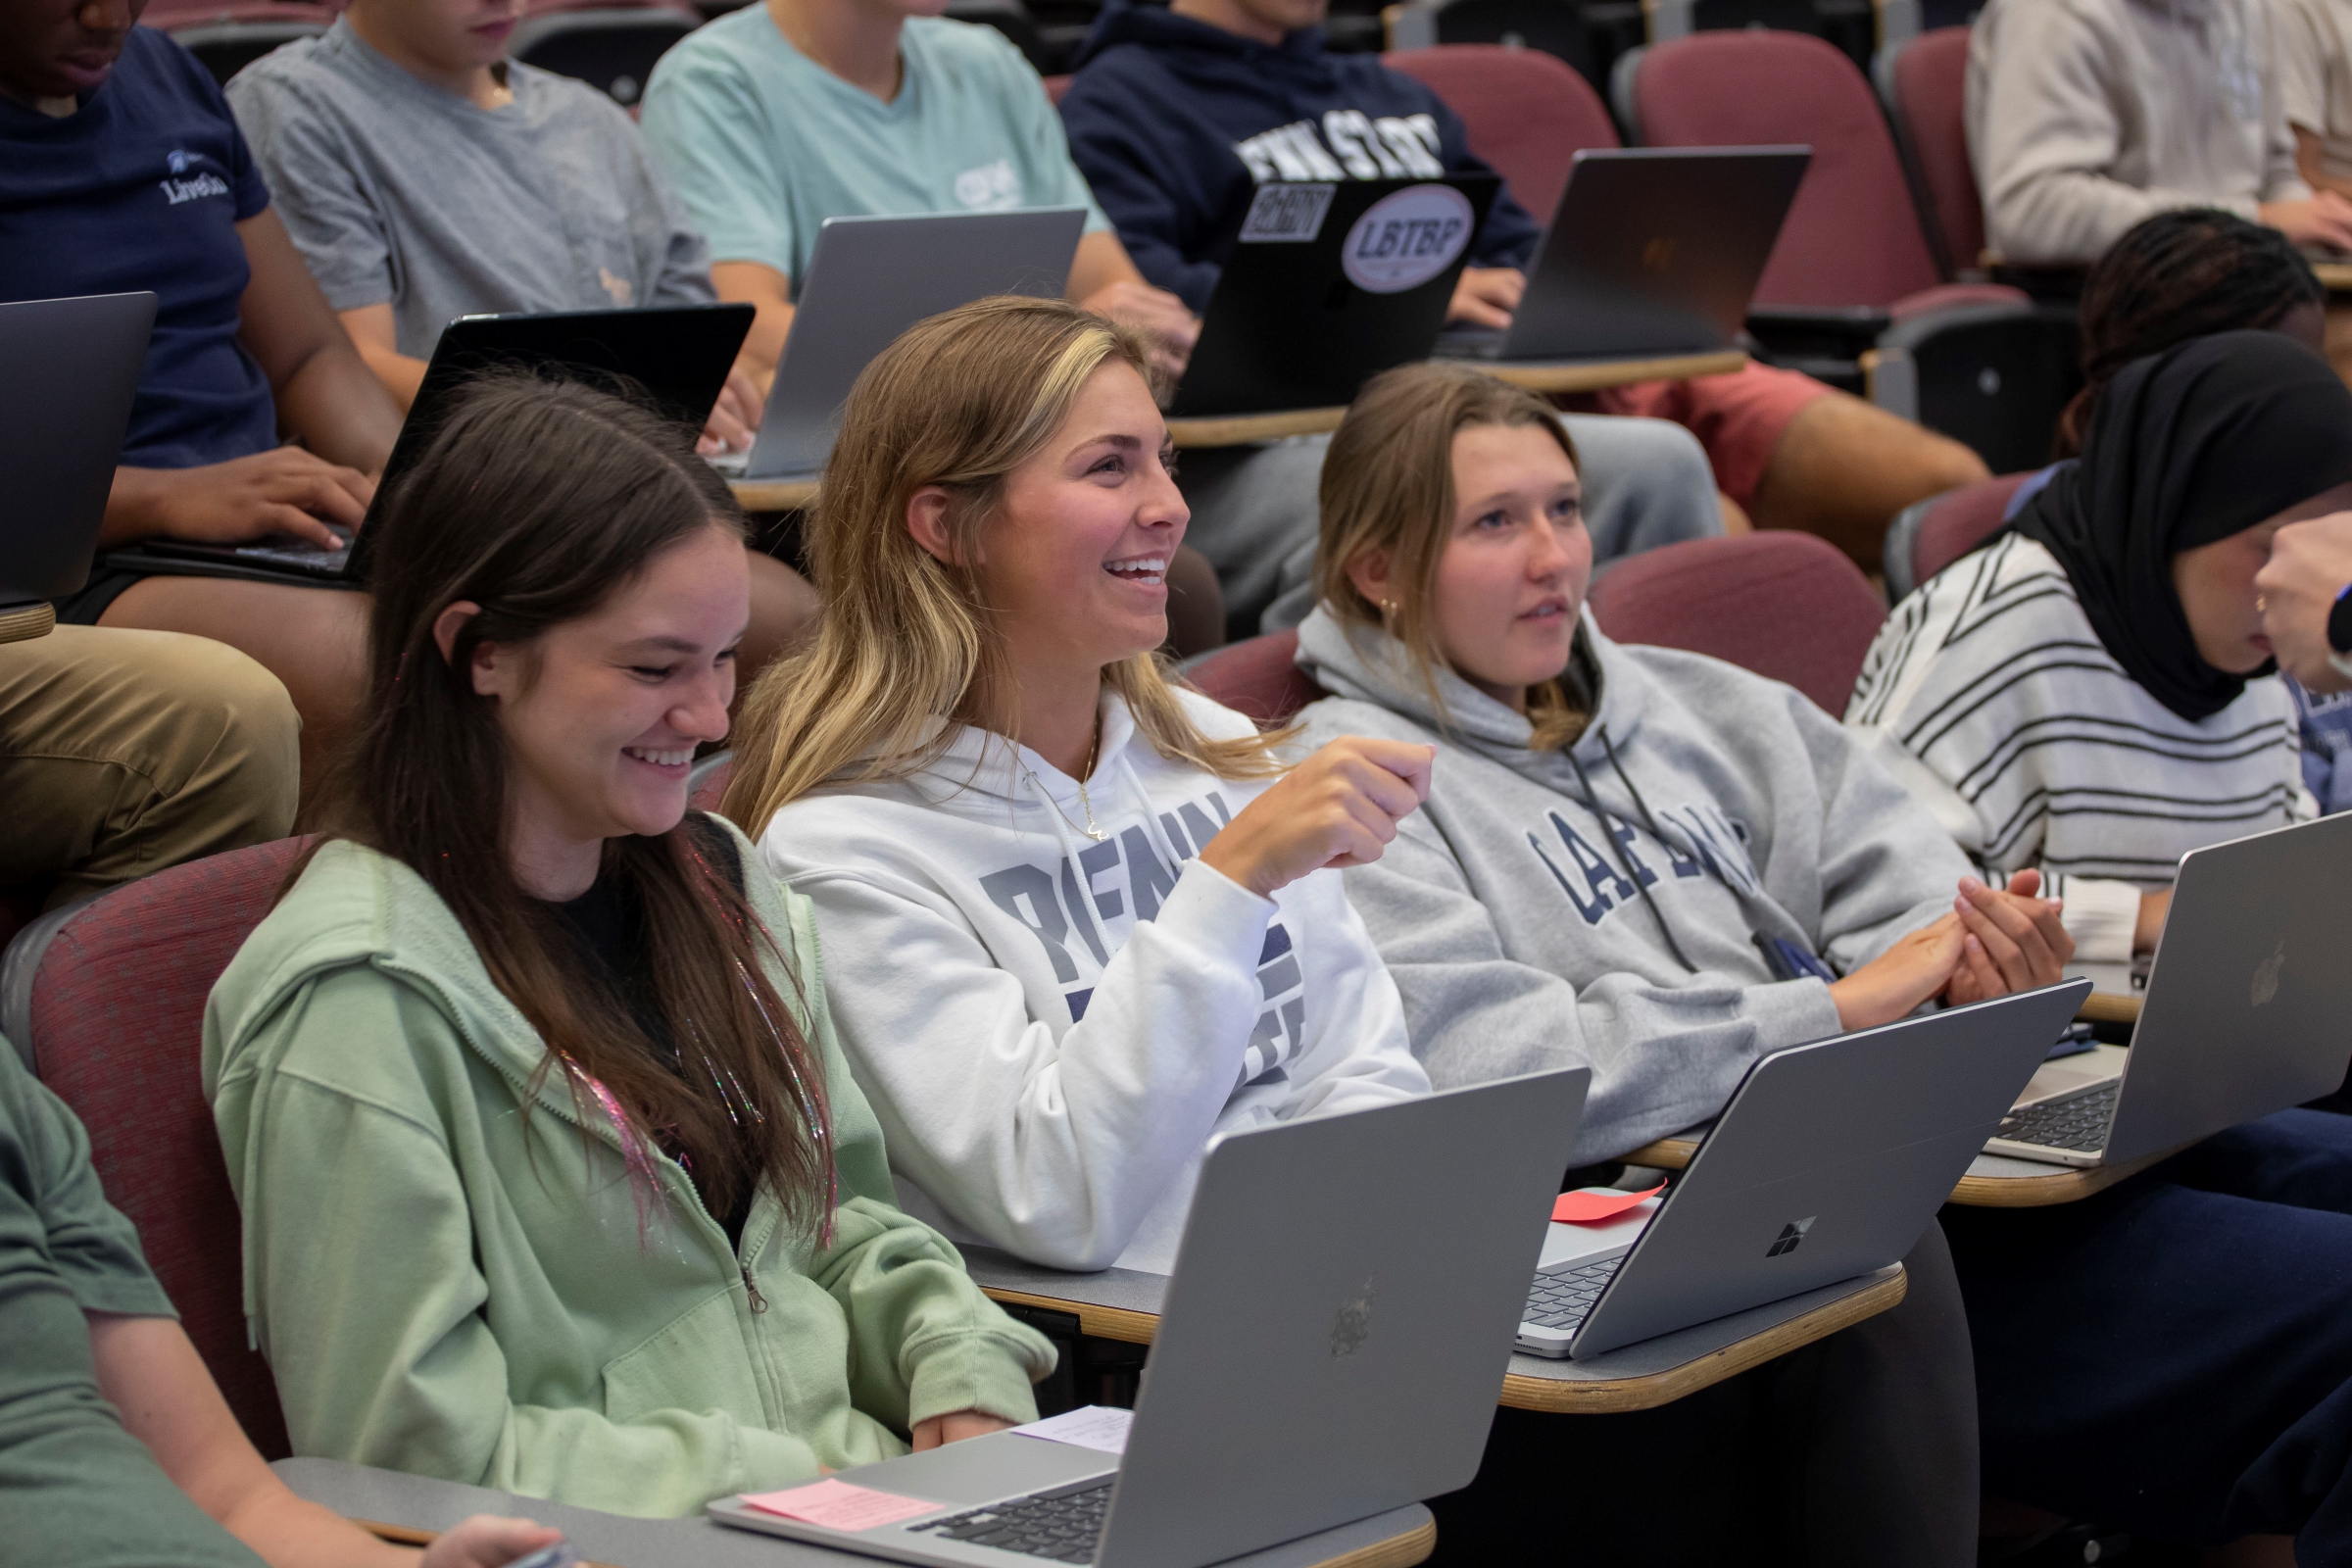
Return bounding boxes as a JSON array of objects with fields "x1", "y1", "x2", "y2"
[{"x1": 0, "y1": 0, "x2": 403, "y2": 789}]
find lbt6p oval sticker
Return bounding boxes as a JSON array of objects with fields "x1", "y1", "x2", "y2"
[{"x1": 1340, "y1": 183, "x2": 1475, "y2": 294}]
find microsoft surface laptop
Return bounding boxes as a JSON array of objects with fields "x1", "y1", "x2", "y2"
[
  {"x1": 1168, "y1": 174, "x2": 1498, "y2": 418},
  {"x1": 1988, "y1": 813, "x2": 2352, "y2": 1167},
  {"x1": 0, "y1": 291, "x2": 155, "y2": 608},
  {"x1": 1521, "y1": 979, "x2": 2087, "y2": 1360},
  {"x1": 126, "y1": 302, "x2": 752, "y2": 586},
  {"x1": 1443, "y1": 146, "x2": 1809, "y2": 364},
  {"x1": 721, "y1": 209, "x2": 1086, "y2": 481},
  {"x1": 710, "y1": 1064, "x2": 1592, "y2": 1568}
]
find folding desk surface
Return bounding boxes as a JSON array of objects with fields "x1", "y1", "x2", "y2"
[{"x1": 274, "y1": 1457, "x2": 1436, "y2": 1568}]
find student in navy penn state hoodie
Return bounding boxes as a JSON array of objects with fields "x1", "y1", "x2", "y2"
[
  {"x1": 1060, "y1": 0, "x2": 1539, "y2": 327},
  {"x1": 1060, "y1": 0, "x2": 1996, "y2": 574}
]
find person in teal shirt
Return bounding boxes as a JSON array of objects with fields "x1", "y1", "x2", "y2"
[{"x1": 639, "y1": 0, "x2": 1199, "y2": 379}]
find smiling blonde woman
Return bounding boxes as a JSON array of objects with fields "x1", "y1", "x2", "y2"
[{"x1": 723, "y1": 296, "x2": 1432, "y2": 1274}]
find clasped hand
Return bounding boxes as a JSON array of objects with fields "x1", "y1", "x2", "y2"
[{"x1": 1828, "y1": 869, "x2": 2074, "y2": 1032}]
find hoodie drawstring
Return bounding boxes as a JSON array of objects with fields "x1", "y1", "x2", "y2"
[{"x1": 1563, "y1": 724, "x2": 1700, "y2": 974}]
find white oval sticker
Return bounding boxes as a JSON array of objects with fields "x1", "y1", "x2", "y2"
[{"x1": 1340, "y1": 184, "x2": 1476, "y2": 295}]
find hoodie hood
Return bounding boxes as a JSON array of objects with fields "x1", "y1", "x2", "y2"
[{"x1": 1071, "y1": 0, "x2": 1331, "y2": 71}]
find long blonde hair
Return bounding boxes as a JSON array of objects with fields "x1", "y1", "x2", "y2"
[
  {"x1": 1314, "y1": 361, "x2": 1591, "y2": 750},
  {"x1": 725, "y1": 296, "x2": 1285, "y2": 836}
]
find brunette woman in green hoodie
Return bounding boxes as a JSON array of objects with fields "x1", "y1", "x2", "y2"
[{"x1": 201, "y1": 375, "x2": 1053, "y2": 1518}]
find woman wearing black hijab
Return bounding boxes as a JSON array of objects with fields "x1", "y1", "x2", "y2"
[
  {"x1": 1842, "y1": 328, "x2": 2352, "y2": 1558},
  {"x1": 1847, "y1": 330, "x2": 2352, "y2": 971}
]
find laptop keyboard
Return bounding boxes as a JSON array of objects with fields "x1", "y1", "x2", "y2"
[
  {"x1": 1522, "y1": 1253, "x2": 1625, "y2": 1333},
  {"x1": 906, "y1": 1476, "x2": 1111, "y2": 1561},
  {"x1": 1996, "y1": 1080, "x2": 2120, "y2": 1153}
]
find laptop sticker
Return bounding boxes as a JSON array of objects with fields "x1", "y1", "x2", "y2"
[
  {"x1": 1009, "y1": 1404, "x2": 1134, "y2": 1455},
  {"x1": 743, "y1": 1479, "x2": 946, "y2": 1531},
  {"x1": 1342, "y1": 184, "x2": 1475, "y2": 294},
  {"x1": 1552, "y1": 1184, "x2": 1664, "y2": 1225},
  {"x1": 1240, "y1": 182, "x2": 1337, "y2": 244}
]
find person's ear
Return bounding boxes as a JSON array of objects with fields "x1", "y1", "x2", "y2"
[
  {"x1": 431, "y1": 601, "x2": 506, "y2": 700},
  {"x1": 1346, "y1": 549, "x2": 1396, "y2": 612},
  {"x1": 906, "y1": 486, "x2": 977, "y2": 568}
]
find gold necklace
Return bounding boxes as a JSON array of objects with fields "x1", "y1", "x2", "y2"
[{"x1": 1025, "y1": 716, "x2": 1108, "y2": 842}]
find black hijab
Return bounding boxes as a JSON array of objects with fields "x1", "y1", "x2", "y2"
[{"x1": 2011, "y1": 329, "x2": 2352, "y2": 721}]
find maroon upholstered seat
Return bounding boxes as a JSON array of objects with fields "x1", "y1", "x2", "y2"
[
  {"x1": 1588, "y1": 532, "x2": 1887, "y2": 713},
  {"x1": 1384, "y1": 45, "x2": 1619, "y2": 227},
  {"x1": 1621, "y1": 30, "x2": 2020, "y2": 316},
  {"x1": 24, "y1": 838, "x2": 314, "y2": 1460},
  {"x1": 1879, "y1": 27, "x2": 1983, "y2": 280},
  {"x1": 141, "y1": 0, "x2": 336, "y2": 26},
  {"x1": 1044, "y1": 72, "x2": 1072, "y2": 105},
  {"x1": 1186, "y1": 629, "x2": 1325, "y2": 725},
  {"x1": 689, "y1": 755, "x2": 735, "y2": 813},
  {"x1": 1882, "y1": 471, "x2": 2034, "y2": 600}
]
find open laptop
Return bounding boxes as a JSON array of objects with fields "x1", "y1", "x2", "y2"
[
  {"x1": 716, "y1": 209, "x2": 1087, "y2": 482},
  {"x1": 1440, "y1": 146, "x2": 1809, "y2": 364},
  {"x1": 0, "y1": 291, "x2": 155, "y2": 609},
  {"x1": 710, "y1": 1064, "x2": 1592, "y2": 1568},
  {"x1": 123, "y1": 301, "x2": 752, "y2": 587},
  {"x1": 1522, "y1": 979, "x2": 2087, "y2": 1360},
  {"x1": 1167, "y1": 174, "x2": 1498, "y2": 418},
  {"x1": 1987, "y1": 813, "x2": 2352, "y2": 1168}
]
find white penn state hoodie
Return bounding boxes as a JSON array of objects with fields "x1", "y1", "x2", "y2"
[{"x1": 756, "y1": 686, "x2": 1429, "y2": 1274}]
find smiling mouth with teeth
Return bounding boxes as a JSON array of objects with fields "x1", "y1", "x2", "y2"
[
  {"x1": 625, "y1": 746, "x2": 695, "y2": 767},
  {"x1": 1105, "y1": 557, "x2": 1168, "y2": 586}
]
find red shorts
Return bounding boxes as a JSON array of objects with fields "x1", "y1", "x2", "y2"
[{"x1": 1577, "y1": 361, "x2": 1834, "y2": 514}]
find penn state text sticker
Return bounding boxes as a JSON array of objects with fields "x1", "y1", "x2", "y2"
[
  {"x1": 1341, "y1": 183, "x2": 1475, "y2": 294},
  {"x1": 1240, "y1": 181, "x2": 1337, "y2": 243}
]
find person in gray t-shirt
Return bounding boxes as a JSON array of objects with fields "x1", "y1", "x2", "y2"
[
  {"x1": 230, "y1": 1, "x2": 815, "y2": 664},
  {"x1": 228, "y1": 8, "x2": 764, "y2": 449}
]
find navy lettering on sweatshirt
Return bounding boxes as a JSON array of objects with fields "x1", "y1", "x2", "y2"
[
  {"x1": 979, "y1": 787, "x2": 1304, "y2": 1085},
  {"x1": 1059, "y1": 2, "x2": 1540, "y2": 314},
  {"x1": 1526, "y1": 798, "x2": 1762, "y2": 929}
]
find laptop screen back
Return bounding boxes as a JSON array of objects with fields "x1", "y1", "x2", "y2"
[{"x1": 0, "y1": 292, "x2": 155, "y2": 606}]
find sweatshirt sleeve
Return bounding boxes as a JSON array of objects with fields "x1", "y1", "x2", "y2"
[
  {"x1": 1058, "y1": 69, "x2": 1230, "y2": 313},
  {"x1": 783, "y1": 857, "x2": 1283, "y2": 1272},
  {"x1": 790, "y1": 906, "x2": 1053, "y2": 1432},
  {"x1": 1785, "y1": 696, "x2": 1969, "y2": 974},
  {"x1": 1344, "y1": 818, "x2": 1840, "y2": 1165},
  {"x1": 1971, "y1": 3, "x2": 2252, "y2": 263},
  {"x1": 213, "y1": 971, "x2": 828, "y2": 1518}
]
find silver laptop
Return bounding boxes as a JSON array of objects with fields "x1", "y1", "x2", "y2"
[
  {"x1": 1523, "y1": 979, "x2": 2087, "y2": 1360},
  {"x1": 710, "y1": 1065, "x2": 1592, "y2": 1568},
  {"x1": 1987, "y1": 813, "x2": 2352, "y2": 1168},
  {"x1": 1443, "y1": 146, "x2": 1809, "y2": 364},
  {"x1": 722, "y1": 209, "x2": 1086, "y2": 481},
  {"x1": 0, "y1": 291, "x2": 155, "y2": 607}
]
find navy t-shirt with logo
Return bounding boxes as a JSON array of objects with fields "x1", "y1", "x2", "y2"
[{"x1": 0, "y1": 25, "x2": 277, "y2": 469}]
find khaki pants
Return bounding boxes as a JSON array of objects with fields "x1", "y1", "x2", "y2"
[{"x1": 0, "y1": 625, "x2": 299, "y2": 908}]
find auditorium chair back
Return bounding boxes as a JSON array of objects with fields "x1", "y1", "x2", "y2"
[
  {"x1": 1187, "y1": 629, "x2": 1326, "y2": 725},
  {"x1": 1876, "y1": 27, "x2": 1981, "y2": 280},
  {"x1": 1616, "y1": 29, "x2": 1946, "y2": 310},
  {"x1": 1385, "y1": 44, "x2": 1619, "y2": 224},
  {"x1": 17, "y1": 838, "x2": 314, "y2": 1459},
  {"x1": 1588, "y1": 532, "x2": 1886, "y2": 712},
  {"x1": 1880, "y1": 472, "x2": 2034, "y2": 602}
]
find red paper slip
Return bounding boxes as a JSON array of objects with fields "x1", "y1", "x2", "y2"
[
  {"x1": 1552, "y1": 1184, "x2": 1665, "y2": 1224},
  {"x1": 742, "y1": 1478, "x2": 944, "y2": 1531}
]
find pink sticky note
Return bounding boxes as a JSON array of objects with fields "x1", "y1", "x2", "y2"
[
  {"x1": 1552, "y1": 1184, "x2": 1665, "y2": 1224},
  {"x1": 742, "y1": 1478, "x2": 944, "y2": 1532}
]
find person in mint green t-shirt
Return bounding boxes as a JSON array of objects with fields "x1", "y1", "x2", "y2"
[{"x1": 640, "y1": 0, "x2": 1198, "y2": 380}]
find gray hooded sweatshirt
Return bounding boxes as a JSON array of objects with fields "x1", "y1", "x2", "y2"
[{"x1": 1292, "y1": 608, "x2": 1973, "y2": 1164}]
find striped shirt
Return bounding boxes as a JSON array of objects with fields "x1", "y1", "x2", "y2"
[{"x1": 1844, "y1": 535, "x2": 2314, "y2": 962}]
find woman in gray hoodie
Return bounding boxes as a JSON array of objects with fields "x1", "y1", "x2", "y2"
[{"x1": 1289, "y1": 362, "x2": 2078, "y2": 1568}]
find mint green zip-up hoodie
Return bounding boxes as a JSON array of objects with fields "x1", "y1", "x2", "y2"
[{"x1": 201, "y1": 819, "x2": 1053, "y2": 1519}]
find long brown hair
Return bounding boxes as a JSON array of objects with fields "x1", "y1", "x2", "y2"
[
  {"x1": 1314, "y1": 362, "x2": 1590, "y2": 749},
  {"x1": 724, "y1": 295, "x2": 1283, "y2": 837},
  {"x1": 311, "y1": 373, "x2": 833, "y2": 1234}
]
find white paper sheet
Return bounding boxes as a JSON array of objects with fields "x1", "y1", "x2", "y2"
[{"x1": 1008, "y1": 1404, "x2": 1134, "y2": 1455}]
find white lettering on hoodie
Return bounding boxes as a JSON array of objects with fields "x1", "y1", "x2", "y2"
[
  {"x1": 1234, "y1": 112, "x2": 1445, "y2": 183},
  {"x1": 758, "y1": 687, "x2": 1427, "y2": 1273}
]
